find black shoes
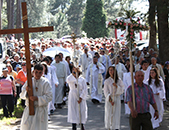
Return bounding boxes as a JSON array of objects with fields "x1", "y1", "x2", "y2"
[{"x1": 91, "y1": 99, "x2": 100, "y2": 104}]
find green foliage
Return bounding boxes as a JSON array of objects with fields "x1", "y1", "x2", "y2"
[
  {"x1": 67, "y1": 0, "x2": 85, "y2": 35},
  {"x1": 82, "y1": 0, "x2": 109, "y2": 38}
]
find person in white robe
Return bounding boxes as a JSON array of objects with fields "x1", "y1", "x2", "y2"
[
  {"x1": 52, "y1": 54, "x2": 67, "y2": 108},
  {"x1": 86, "y1": 56, "x2": 105, "y2": 103},
  {"x1": 20, "y1": 64, "x2": 52, "y2": 130},
  {"x1": 79, "y1": 47, "x2": 92, "y2": 78},
  {"x1": 146, "y1": 68, "x2": 165, "y2": 129},
  {"x1": 66, "y1": 67, "x2": 88, "y2": 130},
  {"x1": 99, "y1": 48, "x2": 111, "y2": 79},
  {"x1": 140, "y1": 60, "x2": 151, "y2": 84},
  {"x1": 123, "y1": 64, "x2": 135, "y2": 115},
  {"x1": 59, "y1": 52, "x2": 71, "y2": 76},
  {"x1": 42, "y1": 57, "x2": 59, "y2": 110},
  {"x1": 113, "y1": 56, "x2": 127, "y2": 101},
  {"x1": 41, "y1": 62, "x2": 56, "y2": 120},
  {"x1": 88, "y1": 45, "x2": 96, "y2": 58},
  {"x1": 104, "y1": 66, "x2": 124, "y2": 130}
]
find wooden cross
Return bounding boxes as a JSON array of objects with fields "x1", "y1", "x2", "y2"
[
  {"x1": 108, "y1": 11, "x2": 149, "y2": 110},
  {"x1": 0, "y1": 2, "x2": 54, "y2": 115}
]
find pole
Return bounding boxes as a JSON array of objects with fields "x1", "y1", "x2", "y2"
[
  {"x1": 71, "y1": 33, "x2": 82, "y2": 129},
  {"x1": 129, "y1": 50, "x2": 136, "y2": 109}
]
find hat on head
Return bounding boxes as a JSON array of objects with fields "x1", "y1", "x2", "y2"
[
  {"x1": 2, "y1": 67, "x2": 8, "y2": 72},
  {"x1": 165, "y1": 61, "x2": 169, "y2": 65},
  {"x1": 16, "y1": 64, "x2": 22, "y2": 69}
]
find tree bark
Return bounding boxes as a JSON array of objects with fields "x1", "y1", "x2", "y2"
[
  {"x1": 148, "y1": 0, "x2": 157, "y2": 51},
  {"x1": 157, "y1": 0, "x2": 169, "y2": 62},
  {"x1": 16, "y1": 0, "x2": 22, "y2": 39},
  {"x1": 0, "y1": 0, "x2": 2, "y2": 31},
  {"x1": 7, "y1": 0, "x2": 15, "y2": 38}
]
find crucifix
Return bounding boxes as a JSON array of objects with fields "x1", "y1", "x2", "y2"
[
  {"x1": 107, "y1": 10, "x2": 149, "y2": 110},
  {"x1": 0, "y1": 2, "x2": 54, "y2": 115}
]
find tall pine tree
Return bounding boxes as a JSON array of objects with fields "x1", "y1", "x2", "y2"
[
  {"x1": 82, "y1": 0, "x2": 108, "y2": 38},
  {"x1": 67, "y1": 0, "x2": 85, "y2": 35}
]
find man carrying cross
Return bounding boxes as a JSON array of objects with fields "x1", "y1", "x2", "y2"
[{"x1": 20, "y1": 64, "x2": 52, "y2": 130}]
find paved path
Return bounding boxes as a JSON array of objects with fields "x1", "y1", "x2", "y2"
[
  {"x1": 47, "y1": 95, "x2": 169, "y2": 130},
  {"x1": 12, "y1": 90, "x2": 169, "y2": 130}
]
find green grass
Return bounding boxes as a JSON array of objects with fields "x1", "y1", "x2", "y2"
[{"x1": 0, "y1": 98, "x2": 24, "y2": 125}]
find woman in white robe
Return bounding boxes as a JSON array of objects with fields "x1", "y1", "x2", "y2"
[
  {"x1": 146, "y1": 68, "x2": 165, "y2": 129},
  {"x1": 104, "y1": 66, "x2": 124, "y2": 130},
  {"x1": 66, "y1": 67, "x2": 88, "y2": 130},
  {"x1": 20, "y1": 64, "x2": 52, "y2": 130},
  {"x1": 41, "y1": 62, "x2": 55, "y2": 119}
]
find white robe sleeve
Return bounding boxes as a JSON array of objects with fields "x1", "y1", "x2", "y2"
[
  {"x1": 108, "y1": 56, "x2": 112, "y2": 66},
  {"x1": 80, "y1": 78, "x2": 88, "y2": 100},
  {"x1": 98, "y1": 64, "x2": 105, "y2": 74},
  {"x1": 104, "y1": 80, "x2": 110, "y2": 98},
  {"x1": 20, "y1": 81, "x2": 28, "y2": 100},
  {"x1": 88, "y1": 54, "x2": 92, "y2": 65},
  {"x1": 115, "y1": 79, "x2": 124, "y2": 95},
  {"x1": 63, "y1": 64, "x2": 67, "y2": 82},
  {"x1": 86, "y1": 65, "x2": 90, "y2": 83},
  {"x1": 79, "y1": 55, "x2": 82, "y2": 66},
  {"x1": 158, "y1": 79, "x2": 166, "y2": 100},
  {"x1": 37, "y1": 81, "x2": 52, "y2": 107},
  {"x1": 51, "y1": 65, "x2": 59, "y2": 85}
]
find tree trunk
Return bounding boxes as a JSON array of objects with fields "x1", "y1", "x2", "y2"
[
  {"x1": 148, "y1": 0, "x2": 157, "y2": 51},
  {"x1": 7, "y1": 0, "x2": 15, "y2": 38},
  {"x1": 16, "y1": 0, "x2": 22, "y2": 39},
  {"x1": 157, "y1": 0, "x2": 169, "y2": 62},
  {"x1": 0, "y1": 0, "x2": 2, "y2": 31}
]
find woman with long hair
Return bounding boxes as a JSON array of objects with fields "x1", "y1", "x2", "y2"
[
  {"x1": 104, "y1": 66, "x2": 124, "y2": 130},
  {"x1": 41, "y1": 62, "x2": 55, "y2": 120},
  {"x1": 146, "y1": 68, "x2": 165, "y2": 129}
]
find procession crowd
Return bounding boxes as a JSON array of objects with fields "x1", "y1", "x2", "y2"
[{"x1": 1, "y1": 34, "x2": 169, "y2": 130}]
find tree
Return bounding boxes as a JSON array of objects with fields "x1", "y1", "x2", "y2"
[
  {"x1": 16, "y1": 0, "x2": 22, "y2": 39},
  {"x1": 157, "y1": 0, "x2": 169, "y2": 62},
  {"x1": 82, "y1": 0, "x2": 108, "y2": 38},
  {"x1": 148, "y1": 0, "x2": 157, "y2": 51},
  {"x1": 67, "y1": 0, "x2": 85, "y2": 34},
  {"x1": 0, "y1": 0, "x2": 3, "y2": 31}
]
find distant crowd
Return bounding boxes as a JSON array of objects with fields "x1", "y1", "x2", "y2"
[{"x1": 0, "y1": 34, "x2": 169, "y2": 130}]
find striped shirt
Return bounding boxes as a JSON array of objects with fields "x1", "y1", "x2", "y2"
[{"x1": 126, "y1": 83, "x2": 156, "y2": 114}]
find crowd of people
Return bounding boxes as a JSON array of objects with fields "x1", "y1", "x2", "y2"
[{"x1": 0, "y1": 35, "x2": 169, "y2": 130}]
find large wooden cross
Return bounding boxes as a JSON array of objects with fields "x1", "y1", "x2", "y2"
[{"x1": 0, "y1": 2, "x2": 54, "y2": 115}]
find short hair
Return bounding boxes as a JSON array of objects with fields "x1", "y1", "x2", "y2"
[
  {"x1": 141, "y1": 60, "x2": 148, "y2": 65},
  {"x1": 34, "y1": 64, "x2": 43, "y2": 71},
  {"x1": 45, "y1": 56, "x2": 53, "y2": 62},
  {"x1": 55, "y1": 54, "x2": 61, "y2": 59},
  {"x1": 95, "y1": 52, "x2": 99, "y2": 55},
  {"x1": 42, "y1": 57, "x2": 50, "y2": 64},
  {"x1": 135, "y1": 70, "x2": 144, "y2": 76},
  {"x1": 65, "y1": 56, "x2": 70, "y2": 61},
  {"x1": 151, "y1": 57, "x2": 157, "y2": 61},
  {"x1": 93, "y1": 56, "x2": 98, "y2": 59}
]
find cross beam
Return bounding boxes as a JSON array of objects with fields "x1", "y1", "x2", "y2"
[{"x1": 0, "y1": 2, "x2": 54, "y2": 115}]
